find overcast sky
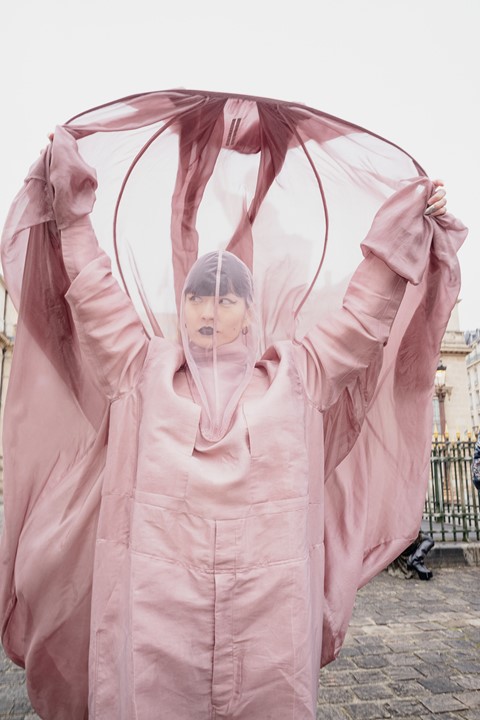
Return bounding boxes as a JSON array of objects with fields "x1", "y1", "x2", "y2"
[{"x1": 1, "y1": 0, "x2": 478, "y2": 328}]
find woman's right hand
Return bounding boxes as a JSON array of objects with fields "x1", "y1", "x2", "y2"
[{"x1": 424, "y1": 179, "x2": 447, "y2": 217}]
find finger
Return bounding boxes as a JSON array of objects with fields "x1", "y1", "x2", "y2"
[
  {"x1": 424, "y1": 202, "x2": 443, "y2": 216},
  {"x1": 427, "y1": 194, "x2": 445, "y2": 207},
  {"x1": 431, "y1": 203, "x2": 447, "y2": 216},
  {"x1": 425, "y1": 197, "x2": 447, "y2": 215},
  {"x1": 425, "y1": 200, "x2": 447, "y2": 216},
  {"x1": 427, "y1": 187, "x2": 447, "y2": 205}
]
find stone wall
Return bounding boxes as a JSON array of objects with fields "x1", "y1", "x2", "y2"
[{"x1": 438, "y1": 302, "x2": 472, "y2": 437}]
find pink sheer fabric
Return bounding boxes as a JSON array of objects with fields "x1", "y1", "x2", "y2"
[
  {"x1": 179, "y1": 251, "x2": 260, "y2": 441},
  {"x1": 0, "y1": 90, "x2": 467, "y2": 719}
]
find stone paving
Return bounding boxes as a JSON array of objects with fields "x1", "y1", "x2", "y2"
[
  {"x1": 317, "y1": 567, "x2": 480, "y2": 720},
  {"x1": 0, "y1": 567, "x2": 478, "y2": 718}
]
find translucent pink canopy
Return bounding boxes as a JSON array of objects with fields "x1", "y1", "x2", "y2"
[{"x1": 52, "y1": 89, "x2": 427, "y2": 348}]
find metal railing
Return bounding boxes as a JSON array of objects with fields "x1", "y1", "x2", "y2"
[{"x1": 424, "y1": 436, "x2": 480, "y2": 542}]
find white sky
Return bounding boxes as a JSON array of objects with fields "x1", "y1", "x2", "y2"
[{"x1": 1, "y1": 0, "x2": 478, "y2": 329}]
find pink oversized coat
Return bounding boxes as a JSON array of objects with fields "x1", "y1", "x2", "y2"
[{"x1": 0, "y1": 92, "x2": 466, "y2": 719}]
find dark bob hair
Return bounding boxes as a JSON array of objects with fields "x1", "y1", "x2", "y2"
[{"x1": 184, "y1": 251, "x2": 253, "y2": 305}]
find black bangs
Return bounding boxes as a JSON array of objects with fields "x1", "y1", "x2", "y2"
[{"x1": 184, "y1": 252, "x2": 253, "y2": 304}]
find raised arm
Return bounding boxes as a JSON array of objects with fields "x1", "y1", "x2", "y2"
[
  {"x1": 62, "y1": 216, "x2": 149, "y2": 399},
  {"x1": 294, "y1": 177, "x2": 446, "y2": 413},
  {"x1": 50, "y1": 128, "x2": 149, "y2": 398}
]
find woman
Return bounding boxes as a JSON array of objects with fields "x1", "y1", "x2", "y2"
[{"x1": 0, "y1": 90, "x2": 465, "y2": 719}]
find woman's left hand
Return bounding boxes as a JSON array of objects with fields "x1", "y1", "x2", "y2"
[{"x1": 425, "y1": 179, "x2": 447, "y2": 216}]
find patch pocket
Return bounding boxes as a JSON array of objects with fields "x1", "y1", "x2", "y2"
[
  {"x1": 130, "y1": 500, "x2": 213, "y2": 569},
  {"x1": 243, "y1": 397, "x2": 309, "y2": 503},
  {"x1": 135, "y1": 399, "x2": 200, "y2": 498}
]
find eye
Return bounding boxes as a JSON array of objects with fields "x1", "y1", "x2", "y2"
[
  {"x1": 187, "y1": 293, "x2": 202, "y2": 304},
  {"x1": 219, "y1": 297, "x2": 237, "y2": 306}
]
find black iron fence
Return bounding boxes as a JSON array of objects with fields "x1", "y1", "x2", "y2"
[{"x1": 424, "y1": 435, "x2": 480, "y2": 542}]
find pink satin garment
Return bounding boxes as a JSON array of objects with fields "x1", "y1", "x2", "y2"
[{"x1": 0, "y1": 90, "x2": 467, "y2": 719}]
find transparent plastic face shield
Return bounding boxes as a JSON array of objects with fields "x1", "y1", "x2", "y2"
[{"x1": 179, "y1": 251, "x2": 259, "y2": 441}]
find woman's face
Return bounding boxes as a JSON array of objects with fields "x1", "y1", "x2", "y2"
[{"x1": 184, "y1": 292, "x2": 248, "y2": 348}]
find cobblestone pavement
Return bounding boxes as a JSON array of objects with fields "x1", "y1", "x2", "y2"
[
  {"x1": 317, "y1": 567, "x2": 480, "y2": 720},
  {"x1": 0, "y1": 567, "x2": 478, "y2": 718}
]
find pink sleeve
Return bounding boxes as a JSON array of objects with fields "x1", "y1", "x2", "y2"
[
  {"x1": 65, "y1": 240, "x2": 149, "y2": 399},
  {"x1": 48, "y1": 129, "x2": 149, "y2": 398},
  {"x1": 295, "y1": 177, "x2": 437, "y2": 411},
  {"x1": 60, "y1": 215, "x2": 103, "y2": 282},
  {"x1": 296, "y1": 254, "x2": 407, "y2": 411}
]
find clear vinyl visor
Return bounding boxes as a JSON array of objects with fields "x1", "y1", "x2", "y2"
[{"x1": 180, "y1": 251, "x2": 259, "y2": 441}]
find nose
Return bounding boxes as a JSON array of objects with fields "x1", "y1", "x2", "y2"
[{"x1": 201, "y1": 298, "x2": 215, "y2": 321}]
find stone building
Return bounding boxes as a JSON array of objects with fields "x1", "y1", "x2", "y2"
[
  {"x1": 433, "y1": 301, "x2": 472, "y2": 437},
  {"x1": 465, "y1": 328, "x2": 480, "y2": 433}
]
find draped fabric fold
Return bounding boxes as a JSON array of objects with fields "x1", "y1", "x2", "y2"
[{"x1": 0, "y1": 89, "x2": 466, "y2": 719}]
